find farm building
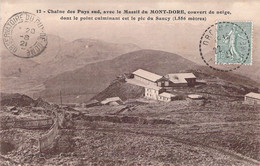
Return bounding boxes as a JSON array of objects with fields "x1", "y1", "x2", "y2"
[
  {"x1": 244, "y1": 92, "x2": 260, "y2": 105},
  {"x1": 144, "y1": 85, "x2": 165, "y2": 100},
  {"x1": 132, "y1": 69, "x2": 163, "y2": 86},
  {"x1": 158, "y1": 92, "x2": 176, "y2": 102},
  {"x1": 165, "y1": 73, "x2": 196, "y2": 87},
  {"x1": 101, "y1": 97, "x2": 123, "y2": 106}
]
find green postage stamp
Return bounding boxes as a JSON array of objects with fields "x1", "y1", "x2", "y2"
[{"x1": 216, "y1": 21, "x2": 252, "y2": 65}]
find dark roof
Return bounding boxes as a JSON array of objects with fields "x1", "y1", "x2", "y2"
[{"x1": 166, "y1": 73, "x2": 196, "y2": 84}]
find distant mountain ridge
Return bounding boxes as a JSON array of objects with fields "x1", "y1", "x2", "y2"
[
  {"x1": 1, "y1": 36, "x2": 259, "y2": 103},
  {"x1": 1, "y1": 35, "x2": 141, "y2": 95}
]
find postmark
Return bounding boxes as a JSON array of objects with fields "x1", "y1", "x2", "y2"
[
  {"x1": 2, "y1": 12, "x2": 48, "y2": 58},
  {"x1": 199, "y1": 21, "x2": 252, "y2": 72}
]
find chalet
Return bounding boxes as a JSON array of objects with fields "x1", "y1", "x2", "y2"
[
  {"x1": 165, "y1": 73, "x2": 196, "y2": 87},
  {"x1": 101, "y1": 97, "x2": 123, "y2": 106},
  {"x1": 133, "y1": 69, "x2": 163, "y2": 86},
  {"x1": 130, "y1": 69, "x2": 199, "y2": 102},
  {"x1": 244, "y1": 92, "x2": 260, "y2": 105},
  {"x1": 145, "y1": 85, "x2": 165, "y2": 100},
  {"x1": 156, "y1": 76, "x2": 171, "y2": 87},
  {"x1": 158, "y1": 92, "x2": 176, "y2": 102}
]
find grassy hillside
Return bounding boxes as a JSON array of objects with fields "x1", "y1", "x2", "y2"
[
  {"x1": 93, "y1": 80, "x2": 144, "y2": 101},
  {"x1": 187, "y1": 68, "x2": 260, "y2": 91}
]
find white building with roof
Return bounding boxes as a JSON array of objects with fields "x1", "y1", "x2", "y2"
[
  {"x1": 144, "y1": 85, "x2": 165, "y2": 100},
  {"x1": 133, "y1": 69, "x2": 163, "y2": 86},
  {"x1": 158, "y1": 92, "x2": 176, "y2": 102},
  {"x1": 131, "y1": 69, "x2": 199, "y2": 102},
  {"x1": 244, "y1": 92, "x2": 260, "y2": 105}
]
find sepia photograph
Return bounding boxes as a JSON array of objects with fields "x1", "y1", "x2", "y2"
[{"x1": 0, "y1": 0, "x2": 260, "y2": 165}]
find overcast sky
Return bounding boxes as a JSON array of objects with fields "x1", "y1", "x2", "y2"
[{"x1": 1, "y1": 0, "x2": 259, "y2": 57}]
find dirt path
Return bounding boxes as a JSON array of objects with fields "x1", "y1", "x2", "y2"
[
  {"x1": 0, "y1": 154, "x2": 20, "y2": 165},
  {"x1": 179, "y1": 120, "x2": 260, "y2": 128}
]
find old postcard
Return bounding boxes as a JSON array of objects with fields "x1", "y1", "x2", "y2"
[{"x1": 0, "y1": 0, "x2": 260, "y2": 165}]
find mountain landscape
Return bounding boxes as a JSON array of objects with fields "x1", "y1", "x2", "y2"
[
  {"x1": 1, "y1": 35, "x2": 259, "y2": 103},
  {"x1": 33, "y1": 49, "x2": 259, "y2": 103},
  {"x1": 1, "y1": 61, "x2": 260, "y2": 165},
  {"x1": 1, "y1": 37, "x2": 260, "y2": 166},
  {"x1": 1, "y1": 35, "x2": 140, "y2": 96},
  {"x1": 33, "y1": 49, "x2": 200, "y2": 102},
  {"x1": 106, "y1": 24, "x2": 260, "y2": 84}
]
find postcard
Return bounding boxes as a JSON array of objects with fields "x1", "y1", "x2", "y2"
[{"x1": 0, "y1": 0, "x2": 260, "y2": 165}]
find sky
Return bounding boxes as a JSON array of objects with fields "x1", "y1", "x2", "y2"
[{"x1": 1, "y1": 0, "x2": 260, "y2": 57}]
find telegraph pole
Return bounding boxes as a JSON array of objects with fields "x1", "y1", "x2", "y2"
[
  {"x1": 59, "y1": 89, "x2": 65, "y2": 128},
  {"x1": 60, "y1": 90, "x2": 62, "y2": 108}
]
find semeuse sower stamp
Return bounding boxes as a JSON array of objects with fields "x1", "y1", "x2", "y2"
[
  {"x1": 216, "y1": 21, "x2": 252, "y2": 65},
  {"x1": 199, "y1": 21, "x2": 252, "y2": 72}
]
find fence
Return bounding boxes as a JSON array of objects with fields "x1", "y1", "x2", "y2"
[
  {"x1": 0, "y1": 118, "x2": 53, "y2": 130},
  {"x1": 38, "y1": 118, "x2": 59, "y2": 152}
]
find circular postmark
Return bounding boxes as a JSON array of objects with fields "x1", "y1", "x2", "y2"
[
  {"x1": 199, "y1": 21, "x2": 251, "y2": 72},
  {"x1": 2, "y1": 12, "x2": 48, "y2": 58}
]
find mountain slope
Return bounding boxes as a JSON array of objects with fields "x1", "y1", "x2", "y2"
[
  {"x1": 93, "y1": 80, "x2": 145, "y2": 102},
  {"x1": 1, "y1": 36, "x2": 140, "y2": 95},
  {"x1": 36, "y1": 49, "x2": 260, "y2": 103},
  {"x1": 0, "y1": 93, "x2": 35, "y2": 107},
  {"x1": 24, "y1": 38, "x2": 141, "y2": 82}
]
